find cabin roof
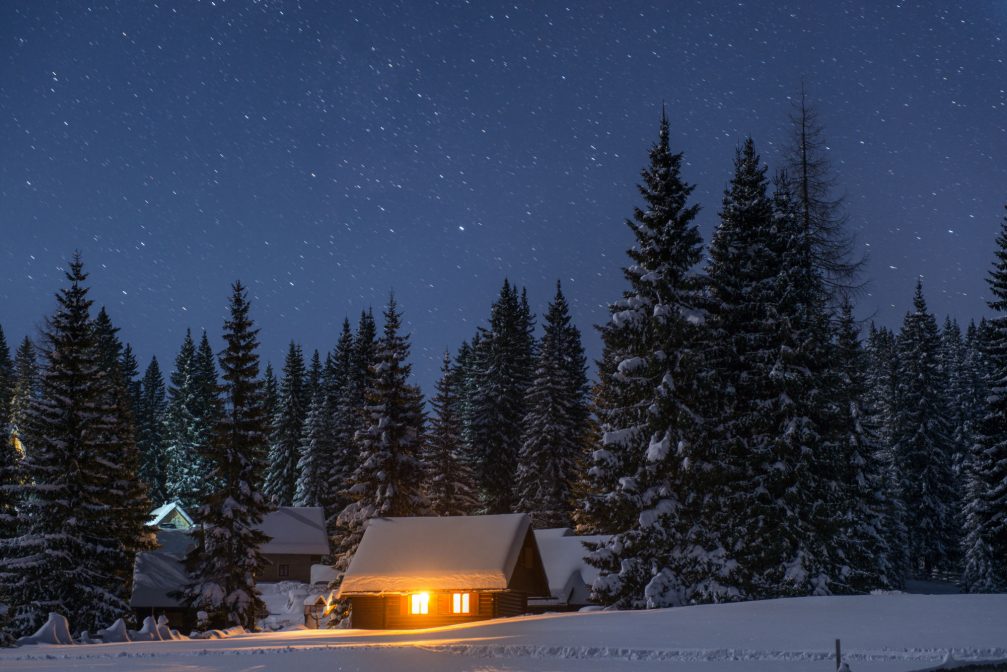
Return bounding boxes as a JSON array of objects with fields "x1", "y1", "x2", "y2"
[
  {"x1": 531, "y1": 528, "x2": 610, "y2": 605},
  {"x1": 130, "y1": 529, "x2": 196, "y2": 608},
  {"x1": 147, "y1": 501, "x2": 194, "y2": 528},
  {"x1": 259, "y1": 506, "x2": 330, "y2": 556},
  {"x1": 338, "y1": 513, "x2": 546, "y2": 595}
]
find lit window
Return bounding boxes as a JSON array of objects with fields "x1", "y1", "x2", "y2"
[
  {"x1": 409, "y1": 592, "x2": 430, "y2": 615},
  {"x1": 452, "y1": 592, "x2": 471, "y2": 614}
]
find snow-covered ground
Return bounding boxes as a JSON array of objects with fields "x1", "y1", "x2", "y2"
[{"x1": 2, "y1": 593, "x2": 1005, "y2": 671}]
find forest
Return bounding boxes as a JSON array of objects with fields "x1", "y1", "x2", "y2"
[{"x1": 0, "y1": 100, "x2": 1005, "y2": 639}]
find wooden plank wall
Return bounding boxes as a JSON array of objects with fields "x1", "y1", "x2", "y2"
[{"x1": 349, "y1": 591, "x2": 531, "y2": 629}]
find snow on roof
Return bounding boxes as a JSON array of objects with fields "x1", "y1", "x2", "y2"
[
  {"x1": 533, "y1": 529, "x2": 610, "y2": 605},
  {"x1": 147, "y1": 501, "x2": 194, "y2": 528},
  {"x1": 338, "y1": 513, "x2": 534, "y2": 595},
  {"x1": 130, "y1": 529, "x2": 196, "y2": 608},
  {"x1": 259, "y1": 507, "x2": 330, "y2": 556}
]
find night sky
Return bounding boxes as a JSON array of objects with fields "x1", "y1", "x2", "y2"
[{"x1": 1, "y1": 1, "x2": 1004, "y2": 394}]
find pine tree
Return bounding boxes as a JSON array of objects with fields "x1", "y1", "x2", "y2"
[
  {"x1": 322, "y1": 320, "x2": 358, "y2": 526},
  {"x1": 182, "y1": 282, "x2": 270, "y2": 630},
  {"x1": 893, "y1": 281, "x2": 958, "y2": 576},
  {"x1": 0, "y1": 257, "x2": 134, "y2": 635},
  {"x1": 264, "y1": 342, "x2": 308, "y2": 506},
  {"x1": 517, "y1": 282, "x2": 589, "y2": 528},
  {"x1": 294, "y1": 388, "x2": 333, "y2": 508},
  {"x1": 0, "y1": 326, "x2": 13, "y2": 436},
  {"x1": 785, "y1": 85, "x2": 863, "y2": 298},
  {"x1": 424, "y1": 351, "x2": 477, "y2": 516},
  {"x1": 120, "y1": 343, "x2": 142, "y2": 421},
  {"x1": 961, "y1": 208, "x2": 1007, "y2": 592},
  {"x1": 584, "y1": 110, "x2": 706, "y2": 609},
  {"x1": 306, "y1": 350, "x2": 322, "y2": 399},
  {"x1": 467, "y1": 279, "x2": 536, "y2": 514},
  {"x1": 1, "y1": 339, "x2": 36, "y2": 547},
  {"x1": 165, "y1": 330, "x2": 221, "y2": 507},
  {"x1": 263, "y1": 363, "x2": 279, "y2": 440},
  {"x1": 91, "y1": 307, "x2": 155, "y2": 616},
  {"x1": 832, "y1": 299, "x2": 897, "y2": 590},
  {"x1": 137, "y1": 356, "x2": 170, "y2": 504},
  {"x1": 332, "y1": 296, "x2": 426, "y2": 572},
  {"x1": 865, "y1": 323, "x2": 910, "y2": 581},
  {"x1": 941, "y1": 317, "x2": 971, "y2": 481}
]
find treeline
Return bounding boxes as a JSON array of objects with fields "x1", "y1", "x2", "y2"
[{"x1": 1, "y1": 98, "x2": 1006, "y2": 640}]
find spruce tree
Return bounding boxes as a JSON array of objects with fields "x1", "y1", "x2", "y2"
[
  {"x1": 264, "y1": 342, "x2": 308, "y2": 506},
  {"x1": 0, "y1": 326, "x2": 12, "y2": 434},
  {"x1": 332, "y1": 296, "x2": 426, "y2": 571},
  {"x1": 585, "y1": 110, "x2": 706, "y2": 609},
  {"x1": 138, "y1": 356, "x2": 170, "y2": 504},
  {"x1": 467, "y1": 279, "x2": 536, "y2": 514},
  {"x1": 165, "y1": 330, "x2": 199, "y2": 505},
  {"x1": 832, "y1": 299, "x2": 897, "y2": 590},
  {"x1": 91, "y1": 307, "x2": 155, "y2": 615},
  {"x1": 121, "y1": 343, "x2": 142, "y2": 421},
  {"x1": 424, "y1": 351, "x2": 477, "y2": 516},
  {"x1": 893, "y1": 281, "x2": 958, "y2": 576},
  {"x1": 0, "y1": 257, "x2": 133, "y2": 635},
  {"x1": 294, "y1": 387, "x2": 333, "y2": 508},
  {"x1": 517, "y1": 282, "x2": 589, "y2": 528},
  {"x1": 7, "y1": 337, "x2": 38, "y2": 455},
  {"x1": 961, "y1": 208, "x2": 1007, "y2": 591},
  {"x1": 323, "y1": 319, "x2": 358, "y2": 526},
  {"x1": 182, "y1": 282, "x2": 270, "y2": 630}
]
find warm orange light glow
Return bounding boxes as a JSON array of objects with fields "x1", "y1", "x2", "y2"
[
  {"x1": 452, "y1": 592, "x2": 470, "y2": 614},
  {"x1": 409, "y1": 592, "x2": 430, "y2": 615}
]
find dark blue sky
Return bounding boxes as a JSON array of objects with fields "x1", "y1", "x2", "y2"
[{"x1": 1, "y1": 1, "x2": 1004, "y2": 393}]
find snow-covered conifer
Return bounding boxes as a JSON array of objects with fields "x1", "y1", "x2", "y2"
[
  {"x1": 264, "y1": 342, "x2": 308, "y2": 506},
  {"x1": 182, "y1": 281, "x2": 270, "y2": 630},
  {"x1": 137, "y1": 356, "x2": 170, "y2": 504},
  {"x1": 424, "y1": 351, "x2": 477, "y2": 516}
]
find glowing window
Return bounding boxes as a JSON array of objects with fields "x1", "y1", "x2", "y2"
[
  {"x1": 409, "y1": 592, "x2": 430, "y2": 615},
  {"x1": 452, "y1": 592, "x2": 471, "y2": 614}
]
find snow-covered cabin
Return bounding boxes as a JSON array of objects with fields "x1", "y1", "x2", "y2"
[
  {"x1": 529, "y1": 528, "x2": 610, "y2": 612},
  {"x1": 131, "y1": 506, "x2": 331, "y2": 627},
  {"x1": 258, "y1": 506, "x2": 330, "y2": 583},
  {"x1": 147, "y1": 501, "x2": 195, "y2": 530},
  {"x1": 337, "y1": 513, "x2": 550, "y2": 629},
  {"x1": 131, "y1": 528, "x2": 198, "y2": 629}
]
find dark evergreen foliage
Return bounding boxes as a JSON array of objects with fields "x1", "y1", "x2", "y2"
[
  {"x1": 517, "y1": 282, "x2": 589, "y2": 528},
  {"x1": 424, "y1": 351, "x2": 477, "y2": 516},
  {"x1": 264, "y1": 342, "x2": 308, "y2": 506},
  {"x1": 137, "y1": 356, "x2": 170, "y2": 504},
  {"x1": 182, "y1": 282, "x2": 270, "y2": 630}
]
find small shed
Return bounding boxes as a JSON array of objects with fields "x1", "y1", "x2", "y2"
[
  {"x1": 258, "y1": 506, "x2": 330, "y2": 583},
  {"x1": 337, "y1": 513, "x2": 550, "y2": 630},
  {"x1": 148, "y1": 501, "x2": 195, "y2": 530},
  {"x1": 529, "y1": 528, "x2": 610, "y2": 612}
]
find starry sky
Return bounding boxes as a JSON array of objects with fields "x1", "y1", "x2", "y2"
[{"x1": 1, "y1": 1, "x2": 1004, "y2": 394}]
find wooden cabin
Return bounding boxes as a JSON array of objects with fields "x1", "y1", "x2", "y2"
[
  {"x1": 337, "y1": 513, "x2": 550, "y2": 629},
  {"x1": 257, "y1": 506, "x2": 330, "y2": 583},
  {"x1": 148, "y1": 501, "x2": 195, "y2": 530},
  {"x1": 528, "y1": 528, "x2": 610, "y2": 612}
]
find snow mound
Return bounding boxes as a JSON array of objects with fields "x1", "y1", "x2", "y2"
[
  {"x1": 97, "y1": 618, "x2": 132, "y2": 643},
  {"x1": 16, "y1": 613, "x2": 74, "y2": 646}
]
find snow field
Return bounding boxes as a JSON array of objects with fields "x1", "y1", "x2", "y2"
[{"x1": 2, "y1": 593, "x2": 1005, "y2": 671}]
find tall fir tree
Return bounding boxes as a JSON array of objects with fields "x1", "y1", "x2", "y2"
[
  {"x1": 517, "y1": 282, "x2": 589, "y2": 528},
  {"x1": 0, "y1": 326, "x2": 13, "y2": 436},
  {"x1": 424, "y1": 351, "x2": 477, "y2": 516},
  {"x1": 893, "y1": 280, "x2": 958, "y2": 576},
  {"x1": 961, "y1": 208, "x2": 1007, "y2": 592},
  {"x1": 7, "y1": 337, "x2": 39, "y2": 455},
  {"x1": 295, "y1": 387, "x2": 333, "y2": 509},
  {"x1": 832, "y1": 299, "x2": 897, "y2": 590},
  {"x1": 91, "y1": 307, "x2": 155, "y2": 615},
  {"x1": 0, "y1": 257, "x2": 135, "y2": 635},
  {"x1": 137, "y1": 356, "x2": 170, "y2": 504},
  {"x1": 332, "y1": 296, "x2": 427, "y2": 573},
  {"x1": 467, "y1": 279, "x2": 536, "y2": 514},
  {"x1": 584, "y1": 110, "x2": 706, "y2": 608},
  {"x1": 264, "y1": 342, "x2": 308, "y2": 506},
  {"x1": 322, "y1": 320, "x2": 358, "y2": 527},
  {"x1": 120, "y1": 343, "x2": 142, "y2": 422},
  {"x1": 182, "y1": 282, "x2": 270, "y2": 630}
]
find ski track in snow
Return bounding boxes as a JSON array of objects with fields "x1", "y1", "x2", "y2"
[{"x1": 6, "y1": 642, "x2": 1007, "y2": 665}]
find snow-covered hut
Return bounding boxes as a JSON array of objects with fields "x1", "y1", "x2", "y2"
[
  {"x1": 529, "y1": 528, "x2": 610, "y2": 612},
  {"x1": 147, "y1": 501, "x2": 195, "y2": 530},
  {"x1": 337, "y1": 513, "x2": 550, "y2": 629},
  {"x1": 130, "y1": 528, "x2": 198, "y2": 629},
  {"x1": 258, "y1": 506, "x2": 330, "y2": 583}
]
